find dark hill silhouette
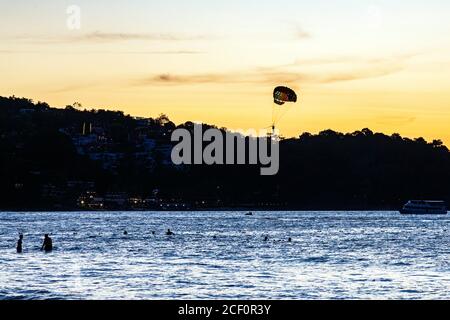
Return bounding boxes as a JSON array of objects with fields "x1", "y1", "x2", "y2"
[{"x1": 0, "y1": 96, "x2": 449, "y2": 210}]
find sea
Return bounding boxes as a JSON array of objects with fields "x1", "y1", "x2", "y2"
[{"x1": 0, "y1": 211, "x2": 448, "y2": 300}]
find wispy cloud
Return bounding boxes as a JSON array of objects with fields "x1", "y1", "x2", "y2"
[
  {"x1": 293, "y1": 56, "x2": 355, "y2": 66},
  {"x1": 317, "y1": 64, "x2": 405, "y2": 83},
  {"x1": 71, "y1": 32, "x2": 209, "y2": 42},
  {"x1": 141, "y1": 73, "x2": 264, "y2": 85},
  {"x1": 12, "y1": 31, "x2": 210, "y2": 44},
  {"x1": 0, "y1": 49, "x2": 203, "y2": 55},
  {"x1": 293, "y1": 52, "x2": 422, "y2": 67},
  {"x1": 295, "y1": 27, "x2": 312, "y2": 40},
  {"x1": 116, "y1": 50, "x2": 203, "y2": 55},
  {"x1": 139, "y1": 71, "x2": 308, "y2": 86},
  {"x1": 138, "y1": 55, "x2": 407, "y2": 86},
  {"x1": 0, "y1": 50, "x2": 41, "y2": 54},
  {"x1": 48, "y1": 83, "x2": 97, "y2": 94},
  {"x1": 375, "y1": 115, "x2": 416, "y2": 126}
]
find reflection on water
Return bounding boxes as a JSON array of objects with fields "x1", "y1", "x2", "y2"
[{"x1": 0, "y1": 211, "x2": 449, "y2": 299}]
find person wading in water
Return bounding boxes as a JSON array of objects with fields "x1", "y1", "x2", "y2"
[
  {"x1": 41, "y1": 234, "x2": 53, "y2": 252},
  {"x1": 17, "y1": 234, "x2": 23, "y2": 253}
]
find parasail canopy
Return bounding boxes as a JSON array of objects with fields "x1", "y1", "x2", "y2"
[{"x1": 273, "y1": 86, "x2": 297, "y2": 106}]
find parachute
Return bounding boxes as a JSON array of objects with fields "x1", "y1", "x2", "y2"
[
  {"x1": 273, "y1": 86, "x2": 297, "y2": 105},
  {"x1": 272, "y1": 86, "x2": 298, "y2": 131}
]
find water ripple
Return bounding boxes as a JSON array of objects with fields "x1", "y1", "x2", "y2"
[{"x1": 0, "y1": 211, "x2": 449, "y2": 299}]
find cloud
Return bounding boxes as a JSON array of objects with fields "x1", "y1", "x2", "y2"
[
  {"x1": 0, "y1": 50, "x2": 40, "y2": 54},
  {"x1": 0, "y1": 49, "x2": 203, "y2": 55},
  {"x1": 13, "y1": 31, "x2": 210, "y2": 44},
  {"x1": 121, "y1": 50, "x2": 203, "y2": 55},
  {"x1": 293, "y1": 56, "x2": 355, "y2": 66},
  {"x1": 70, "y1": 49, "x2": 204, "y2": 55},
  {"x1": 48, "y1": 82, "x2": 98, "y2": 94},
  {"x1": 138, "y1": 67, "x2": 397, "y2": 86},
  {"x1": 375, "y1": 115, "x2": 416, "y2": 126},
  {"x1": 295, "y1": 27, "x2": 312, "y2": 40},
  {"x1": 317, "y1": 64, "x2": 405, "y2": 83},
  {"x1": 142, "y1": 73, "x2": 259, "y2": 85},
  {"x1": 72, "y1": 32, "x2": 208, "y2": 42},
  {"x1": 139, "y1": 59, "x2": 404, "y2": 87},
  {"x1": 293, "y1": 52, "x2": 421, "y2": 67},
  {"x1": 138, "y1": 70, "x2": 309, "y2": 86},
  {"x1": 0, "y1": 48, "x2": 203, "y2": 55}
]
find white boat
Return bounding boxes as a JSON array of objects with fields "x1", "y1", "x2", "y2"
[{"x1": 400, "y1": 200, "x2": 447, "y2": 215}]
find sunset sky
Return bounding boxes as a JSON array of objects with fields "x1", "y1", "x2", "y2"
[{"x1": 1, "y1": 0, "x2": 450, "y2": 142}]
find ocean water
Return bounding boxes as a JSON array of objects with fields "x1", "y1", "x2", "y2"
[{"x1": 0, "y1": 211, "x2": 449, "y2": 300}]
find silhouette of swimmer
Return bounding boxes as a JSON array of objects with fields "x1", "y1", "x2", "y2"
[
  {"x1": 264, "y1": 236, "x2": 269, "y2": 241},
  {"x1": 41, "y1": 234, "x2": 53, "y2": 252},
  {"x1": 123, "y1": 230, "x2": 128, "y2": 235},
  {"x1": 288, "y1": 237, "x2": 292, "y2": 242},
  {"x1": 245, "y1": 212, "x2": 253, "y2": 216},
  {"x1": 166, "y1": 229, "x2": 174, "y2": 236},
  {"x1": 17, "y1": 234, "x2": 23, "y2": 253}
]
